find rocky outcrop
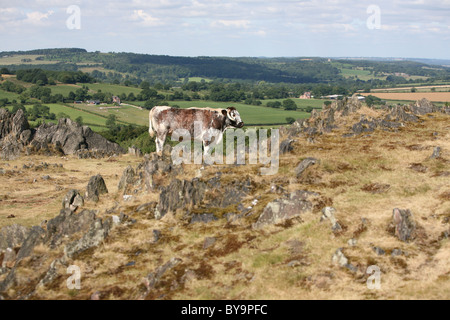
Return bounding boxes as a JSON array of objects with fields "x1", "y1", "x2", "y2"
[
  {"x1": 0, "y1": 109, "x2": 124, "y2": 160},
  {"x1": 287, "y1": 98, "x2": 444, "y2": 139},
  {"x1": 32, "y1": 118, "x2": 124, "y2": 155}
]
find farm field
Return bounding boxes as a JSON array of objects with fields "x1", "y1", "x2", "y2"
[
  {"x1": 361, "y1": 92, "x2": 450, "y2": 103},
  {"x1": 161, "y1": 100, "x2": 314, "y2": 126},
  {"x1": 9, "y1": 104, "x2": 109, "y2": 131},
  {"x1": 0, "y1": 55, "x2": 59, "y2": 65},
  {"x1": 370, "y1": 85, "x2": 450, "y2": 93}
]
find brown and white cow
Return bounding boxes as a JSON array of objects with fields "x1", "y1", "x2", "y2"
[{"x1": 149, "y1": 106, "x2": 244, "y2": 154}]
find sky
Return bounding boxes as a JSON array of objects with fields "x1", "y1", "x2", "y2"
[{"x1": 1, "y1": 0, "x2": 450, "y2": 59}]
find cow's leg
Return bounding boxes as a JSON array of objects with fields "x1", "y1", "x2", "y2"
[{"x1": 156, "y1": 132, "x2": 167, "y2": 156}]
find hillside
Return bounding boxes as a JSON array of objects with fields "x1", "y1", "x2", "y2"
[
  {"x1": 2, "y1": 49, "x2": 450, "y2": 87},
  {"x1": 0, "y1": 98, "x2": 449, "y2": 300}
]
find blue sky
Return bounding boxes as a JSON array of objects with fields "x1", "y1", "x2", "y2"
[{"x1": 1, "y1": 0, "x2": 450, "y2": 59}]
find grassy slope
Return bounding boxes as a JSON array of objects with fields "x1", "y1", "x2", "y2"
[{"x1": 1, "y1": 107, "x2": 448, "y2": 300}]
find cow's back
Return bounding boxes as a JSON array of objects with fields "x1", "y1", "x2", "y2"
[{"x1": 151, "y1": 107, "x2": 223, "y2": 136}]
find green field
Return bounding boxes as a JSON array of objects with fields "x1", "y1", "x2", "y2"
[
  {"x1": 17, "y1": 104, "x2": 108, "y2": 131},
  {"x1": 0, "y1": 89, "x2": 20, "y2": 101},
  {"x1": 0, "y1": 55, "x2": 59, "y2": 65},
  {"x1": 162, "y1": 100, "x2": 313, "y2": 125},
  {"x1": 85, "y1": 83, "x2": 142, "y2": 95}
]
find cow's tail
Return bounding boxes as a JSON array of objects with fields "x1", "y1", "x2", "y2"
[{"x1": 148, "y1": 108, "x2": 156, "y2": 138}]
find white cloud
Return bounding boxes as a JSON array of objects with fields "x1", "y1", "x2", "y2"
[
  {"x1": 211, "y1": 19, "x2": 250, "y2": 29},
  {"x1": 130, "y1": 9, "x2": 164, "y2": 27}
]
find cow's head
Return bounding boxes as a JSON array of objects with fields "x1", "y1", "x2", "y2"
[{"x1": 223, "y1": 107, "x2": 244, "y2": 128}]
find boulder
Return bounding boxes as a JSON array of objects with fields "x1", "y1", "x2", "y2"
[
  {"x1": 392, "y1": 208, "x2": 416, "y2": 242},
  {"x1": 85, "y1": 174, "x2": 108, "y2": 202},
  {"x1": 0, "y1": 224, "x2": 30, "y2": 252},
  {"x1": 62, "y1": 189, "x2": 84, "y2": 211},
  {"x1": 409, "y1": 98, "x2": 437, "y2": 115},
  {"x1": 295, "y1": 157, "x2": 319, "y2": 177},
  {"x1": 32, "y1": 118, "x2": 124, "y2": 155},
  {"x1": 64, "y1": 217, "x2": 112, "y2": 259},
  {"x1": 253, "y1": 190, "x2": 319, "y2": 229},
  {"x1": 279, "y1": 139, "x2": 294, "y2": 154},
  {"x1": 321, "y1": 207, "x2": 342, "y2": 232},
  {"x1": 430, "y1": 146, "x2": 441, "y2": 159}
]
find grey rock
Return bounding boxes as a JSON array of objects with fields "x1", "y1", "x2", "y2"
[
  {"x1": 33, "y1": 118, "x2": 124, "y2": 155},
  {"x1": 128, "y1": 146, "x2": 142, "y2": 157},
  {"x1": 0, "y1": 224, "x2": 30, "y2": 252},
  {"x1": 332, "y1": 248, "x2": 357, "y2": 272},
  {"x1": 190, "y1": 213, "x2": 218, "y2": 224},
  {"x1": 45, "y1": 209, "x2": 97, "y2": 248},
  {"x1": 15, "y1": 226, "x2": 46, "y2": 262},
  {"x1": 253, "y1": 190, "x2": 318, "y2": 229},
  {"x1": 144, "y1": 257, "x2": 182, "y2": 291},
  {"x1": 373, "y1": 246, "x2": 386, "y2": 256},
  {"x1": 280, "y1": 139, "x2": 294, "y2": 154},
  {"x1": 430, "y1": 146, "x2": 441, "y2": 159},
  {"x1": 118, "y1": 166, "x2": 135, "y2": 191},
  {"x1": 62, "y1": 189, "x2": 84, "y2": 211},
  {"x1": 64, "y1": 217, "x2": 112, "y2": 259},
  {"x1": 203, "y1": 237, "x2": 216, "y2": 249},
  {"x1": 85, "y1": 174, "x2": 108, "y2": 202},
  {"x1": 2, "y1": 248, "x2": 16, "y2": 268},
  {"x1": 392, "y1": 208, "x2": 416, "y2": 242},
  {"x1": 295, "y1": 157, "x2": 318, "y2": 177},
  {"x1": 321, "y1": 207, "x2": 342, "y2": 232},
  {"x1": 37, "y1": 259, "x2": 65, "y2": 288},
  {"x1": 410, "y1": 98, "x2": 437, "y2": 115}
]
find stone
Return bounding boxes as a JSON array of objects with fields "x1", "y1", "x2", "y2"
[
  {"x1": 118, "y1": 166, "x2": 135, "y2": 190},
  {"x1": 410, "y1": 98, "x2": 437, "y2": 115},
  {"x1": 32, "y1": 118, "x2": 124, "y2": 155},
  {"x1": 430, "y1": 146, "x2": 441, "y2": 159},
  {"x1": 332, "y1": 248, "x2": 357, "y2": 272},
  {"x1": 321, "y1": 207, "x2": 342, "y2": 232},
  {"x1": 15, "y1": 226, "x2": 46, "y2": 262},
  {"x1": 203, "y1": 237, "x2": 216, "y2": 249},
  {"x1": 279, "y1": 139, "x2": 294, "y2": 154},
  {"x1": 2, "y1": 248, "x2": 16, "y2": 268},
  {"x1": 144, "y1": 257, "x2": 182, "y2": 291},
  {"x1": 373, "y1": 246, "x2": 386, "y2": 256},
  {"x1": 64, "y1": 217, "x2": 112, "y2": 259},
  {"x1": 151, "y1": 229, "x2": 162, "y2": 243},
  {"x1": 190, "y1": 214, "x2": 218, "y2": 224},
  {"x1": 128, "y1": 146, "x2": 142, "y2": 157},
  {"x1": 392, "y1": 208, "x2": 416, "y2": 242},
  {"x1": 44, "y1": 209, "x2": 97, "y2": 248},
  {"x1": 347, "y1": 239, "x2": 357, "y2": 247},
  {"x1": 85, "y1": 174, "x2": 108, "y2": 202},
  {"x1": 295, "y1": 158, "x2": 318, "y2": 177},
  {"x1": 253, "y1": 190, "x2": 318, "y2": 229},
  {"x1": 62, "y1": 189, "x2": 84, "y2": 211},
  {"x1": 0, "y1": 224, "x2": 30, "y2": 252}
]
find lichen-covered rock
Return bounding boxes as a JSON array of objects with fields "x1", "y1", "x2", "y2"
[
  {"x1": 62, "y1": 189, "x2": 84, "y2": 211},
  {"x1": 295, "y1": 158, "x2": 319, "y2": 178},
  {"x1": 253, "y1": 190, "x2": 319, "y2": 229},
  {"x1": 85, "y1": 174, "x2": 108, "y2": 202},
  {"x1": 0, "y1": 224, "x2": 30, "y2": 252},
  {"x1": 392, "y1": 208, "x2": 416, "y2": 242}
]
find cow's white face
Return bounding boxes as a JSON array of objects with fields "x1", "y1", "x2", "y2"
[{"x1": 226, "y1": 108, "x2": 244, "y2": 128}]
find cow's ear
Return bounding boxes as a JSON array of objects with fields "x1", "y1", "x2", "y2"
[{"x1": 222, "y1": 109, "x2": 227, "y2": 116}]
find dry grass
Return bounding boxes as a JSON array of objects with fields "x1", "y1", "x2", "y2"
[{"x1": 1, "y1": 110, "x2": 449, "y2": 300}]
